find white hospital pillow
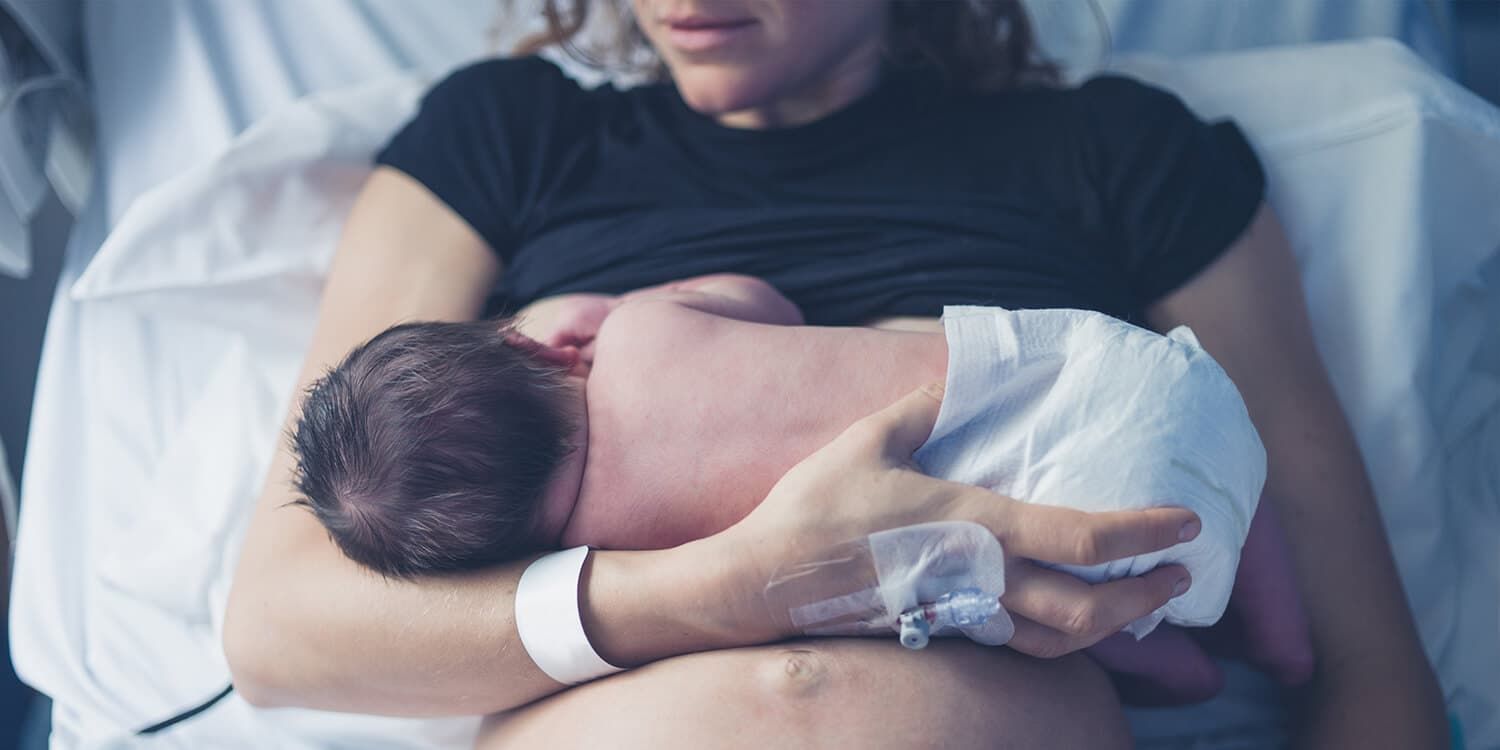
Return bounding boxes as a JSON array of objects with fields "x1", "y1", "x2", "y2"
[{"x1": 70, "y1": 75, "x2": 425, "y2": 301}]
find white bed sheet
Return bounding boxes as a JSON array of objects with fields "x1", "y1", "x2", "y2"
[
  {"x1": 10, "y1": 7, "x2": 1500, "y2": 750},
  {"x1": 11, "y1": 1, "x2": 498, "y2": 748}
]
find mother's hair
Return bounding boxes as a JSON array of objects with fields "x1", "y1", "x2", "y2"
[{"x1": 509, "y1": 0, "x2": 1059, "y2": 91}]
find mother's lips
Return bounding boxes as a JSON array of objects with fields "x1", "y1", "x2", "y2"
[
  {"x1": 662, "y1": 16, "x2": 757, "y2": 30},
  {"x1": 660, "y1": 16, "x2": 758, "y2": 52}
]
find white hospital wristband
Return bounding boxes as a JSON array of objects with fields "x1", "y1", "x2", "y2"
[{"x1": 515, "y1": 545, "x2": 625, "y2": 685}]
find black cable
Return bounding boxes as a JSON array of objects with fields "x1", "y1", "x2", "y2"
[{"x1": 135, "y1": 684, "x2": 234, "y2": 735}]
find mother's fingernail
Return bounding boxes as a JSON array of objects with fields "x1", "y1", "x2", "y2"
[
  {"x1": 1173, "y1": 576, "x2": 1192, "y2": 597},
  {"x1": 1178, "y1": 519, "x2": 1201, "y2": 542}
]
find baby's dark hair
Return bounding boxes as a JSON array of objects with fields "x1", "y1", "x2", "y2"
[{"x1": 289, "y1": 319, "x2": 574, "y2": 579}]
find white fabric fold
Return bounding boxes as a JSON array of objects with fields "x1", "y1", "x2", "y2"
[{"x1": 915, "y1": 306, "x2": 1267, "y2": 637}]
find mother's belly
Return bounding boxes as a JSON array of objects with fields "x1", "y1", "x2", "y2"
[
  {"x1": 864, "y1": 315, "x2": 945, "y2": 333},
  {"x1": 477, "y1": 640, "x2": 1127, "y2": 749}
]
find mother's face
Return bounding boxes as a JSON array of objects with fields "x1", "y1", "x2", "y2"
[{"x1": 633, "y1": 0, "x2": 889, "y2": 122}]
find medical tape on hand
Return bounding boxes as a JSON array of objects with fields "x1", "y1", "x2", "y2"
[
  {"x1": 763, "y1": 522, "x2": 1013, "y2": 646},
  {"x1": 515, "y1": 546, "x2": 624, "y2": 685},
  {"x1": 788, "y1": 586, "x2": 885, "y2": 629}
]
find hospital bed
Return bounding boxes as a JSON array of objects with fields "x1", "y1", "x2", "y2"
[{"x1": 8, "y1": 2, "x2": 1500, "y2": 748}]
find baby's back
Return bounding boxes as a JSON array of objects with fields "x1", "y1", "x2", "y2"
[{"x1": 561, "y1": 300, "x2": 948, "y2": 549}]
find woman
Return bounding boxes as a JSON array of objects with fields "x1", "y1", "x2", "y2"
[{"x1": 223, "y1": 1, "x2": 1446, "y2": 746}]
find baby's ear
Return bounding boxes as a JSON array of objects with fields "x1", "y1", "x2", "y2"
[{"x1": 504, "y1": 331, "x2": 580, "y2": 368}]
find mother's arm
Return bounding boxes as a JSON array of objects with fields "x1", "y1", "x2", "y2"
[
  {"x1": 1147, "y1": 204, "x2": 1448, "y2": 747},
  {"x1": 222, "y1": 169, "x2": 764, "y2": 714}
]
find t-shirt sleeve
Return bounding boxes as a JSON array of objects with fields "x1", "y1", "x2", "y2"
[
  {"x1": 1076, "y1": 75, "x2": 1266, "y2": 307},
  {"x1": 375, "y1": 57, "x2": 582, "y2": 263}
]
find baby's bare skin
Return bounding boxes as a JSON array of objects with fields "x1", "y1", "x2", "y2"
[{"x1": 560, "y1": 292, "x2": 948, "y2": 549}]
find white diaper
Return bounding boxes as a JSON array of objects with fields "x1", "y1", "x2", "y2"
[{"x1": 914, "y1": 306, "x2": 1267, "y2": 636}]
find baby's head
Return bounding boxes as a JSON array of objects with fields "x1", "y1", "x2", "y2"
[{"x1": 290, "y1": 319, "x2": 578, "y2": 578}]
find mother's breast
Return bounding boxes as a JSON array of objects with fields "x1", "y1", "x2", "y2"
[{"x1": 863, "y1": 315, "x2": 945, "y2": 333}]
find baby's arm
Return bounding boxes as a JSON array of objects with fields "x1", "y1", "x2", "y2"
[{"x1": 622, "y1": 274, "x2": 804, "y2": 325}]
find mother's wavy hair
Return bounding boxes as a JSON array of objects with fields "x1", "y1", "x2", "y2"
[{"x1": 508, "y1": 0, "x2": 1058, "y2": 90}]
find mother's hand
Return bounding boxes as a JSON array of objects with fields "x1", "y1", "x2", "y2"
[{"x1": 717, "y1": 383, "x2": 1199, "y2": 659}]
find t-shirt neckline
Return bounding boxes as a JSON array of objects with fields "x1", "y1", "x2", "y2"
[{"x1": 652, "y1": 66, "x2": 937, "y2": 151}]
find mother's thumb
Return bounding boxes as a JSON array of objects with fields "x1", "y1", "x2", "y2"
[{"x1": 858, "y1": 382, "x2": 945, "y2": 459}]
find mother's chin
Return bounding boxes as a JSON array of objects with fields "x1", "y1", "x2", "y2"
[{"x1": 476, "y1": 639, "x2": 1129, "y2": 749}]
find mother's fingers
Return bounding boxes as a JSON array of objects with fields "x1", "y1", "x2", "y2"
[
  {"x1": 978, "y1": 497, "x2": 1200, "y2": 566},
  {"x1": 832, "y1": 386, "x2": 1201, "y2": 569},
  {"x1": 1001, "y1": 560, "x2": 1190, "y2": 653},
  {"x1": 1005, "y1": 614, "x2": 1080, "y2": 660},
  {"x1": 840, "y1": 383, "x2": 947, "y2": 462}
]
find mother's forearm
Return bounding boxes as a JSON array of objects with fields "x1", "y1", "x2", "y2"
[
  {"x1": 225, "y1": 523, "x2": 534, "y2": 714},
  {"x1": 224, "y1": 477, "x2": 760, "y2": 716}
]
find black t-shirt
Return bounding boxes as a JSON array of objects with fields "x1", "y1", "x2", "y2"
[{"x1": 376, "y1": 56, "x2": 1264, "y2": 326}]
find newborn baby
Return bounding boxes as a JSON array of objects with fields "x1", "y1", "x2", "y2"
[{"x1": 292, "y1": 274, "x2": 1266, "y2": 639}]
